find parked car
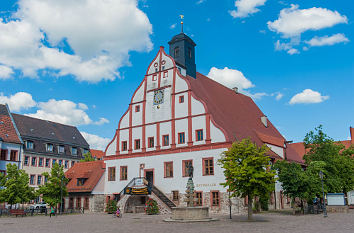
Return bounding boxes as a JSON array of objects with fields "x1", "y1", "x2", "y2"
[{"x1": 30, "y1": 202, "x2": 48, "y2": 211}]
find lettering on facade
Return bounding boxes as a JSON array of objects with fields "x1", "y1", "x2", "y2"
[{"x1": 195, "y1": 183, "x2": 217, "y2": 187}]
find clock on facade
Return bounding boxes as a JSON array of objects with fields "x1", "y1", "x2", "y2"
[{"x1": 153, "y1": 90, "x2": 164, "y2": 105}]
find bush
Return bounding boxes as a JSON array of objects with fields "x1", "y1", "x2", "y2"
[
  {"x1": 260, "y1": 195, "x2": 269, "y2": 211},
  {"x1": 106, "y1": 200, "x2": 117, "y2": 214},
  {"x1": 145, "y1": 198, "x2": 159, "y2": 215}
]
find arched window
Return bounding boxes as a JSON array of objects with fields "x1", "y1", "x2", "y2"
[{"x1": 174, "y1": 47, "x2": 180, "y2": 58}]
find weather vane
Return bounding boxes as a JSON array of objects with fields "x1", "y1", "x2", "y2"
[{"x1": 179, "y1": 15, "x2": 184, "y2": 33}]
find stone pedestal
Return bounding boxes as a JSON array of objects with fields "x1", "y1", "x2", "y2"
[{"x1": 164, "y1": 207, "x2": 218, "y2": 222}]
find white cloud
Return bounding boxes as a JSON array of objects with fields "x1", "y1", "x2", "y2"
[
  {"x1": 275, "y1": 93, "x2": 283, "y2": 100},
  {"x1": 81, "y1": 131, "x2": 111, "y2": 151},
  {"x1": 0, "y1": 0, "x2": 153, "y2": 82},
  {"x1": 267, "y1": 4, "x2": 348, "y2": 38},
  {"x1": 289, "y1": 89, "x2": 329, "y2": 105},
  {"x1": 306, "y1": 33, "x2": 349, "y2": 47},
  {"x1": 0, "y1": 65, "x2": 14, "y2": 79},
  {"x1": 196, "y1": 0, "x2": 206, "y2": 4},
  {"x1": 26, "y1": 99, "x2": 109, "y2": 126},
  {"x1": 170, "y1": 23, "x2": 176, "y2": 29},
  {"x1": 0, "y1": 92, "x2": 36, "y2": 111},
  {"x1": 230, "y1": 0, "x2": 267, "y2": 18},
  {"x1": 207, "y1": 67, "x2": 254, "y2": 90},
  {"x1": 287, "y1": 48, "x2": 299, "y2": 55}
]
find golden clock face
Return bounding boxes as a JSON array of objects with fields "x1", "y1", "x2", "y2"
[{"x1": 153, "y1": 90, "x2": 164, "y2": 105}]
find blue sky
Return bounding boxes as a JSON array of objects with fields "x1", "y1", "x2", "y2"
[{"x1": 0, "y1": 0, "x2": 353, "y2": 149}]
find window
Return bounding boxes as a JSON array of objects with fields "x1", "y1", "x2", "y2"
[
  {"x1": 163, "y1": 71, "x2": 168, "y2": 78},
  {"x1": 122, "y1": 141, "x2": 128, "y2": 151},
  {"x1": 76, "y1": 197, "x2": 81, "y2": 209},
  {"x1": 148, "y1": 137, "x2": 154, "y2": 148},
  {"x1": 37, "y1": 175, "x2": 42, "y2": 185},
  {"x1": 77, "y1": 178, "x2": 87, "y2": 186},
  {"x1": 84, "y1": 197, "x2": 89, "y2": 209},
  {"x1": 196, "y1": 129, "x2": 204, "y2": 141},
  {"x1": 45, "y1": 158, "x2": 50, "y2": 168},
  {"x1": 24, "y1": 156, "x2": 29, "y2": 166},
  {"x1": 71, "y1": 147, "x2": 78, "y2": 155},
  {"x1": 65, "y1": 160, "x2": 68, "y2": 169},
  {"x1": 162, "y1": 135, "x2": 169, "y2": 146},
  {"x1": 135, "y1": 105, "x2": 140, "y2": 112},
  {"x1": 58, "y1": 145, "x2": 65, "y2": 153},
  {"x1": 211, "y1": 191, "x2": 220, "y2": 207},
  {"x1": 182, "y1": 160, "x2": 193, "y2": 177},
  {"x1": 59, "y1": 160, "x2": 63, "y2": 166},
  {"x1": 44, "y1": 176, "x2": 48, "y2": 184},
  {"x1": 71, "y1": 161, "x2": 75, "y2": 167},
  {"x1": 69, "y1": 198, "x2": 74, "y2": 209},
  {"x1": 10, "y1": 150, "x2": 17, "y2": 161},
  {"x1": 38, "y1": 157, "x2": 43, "y2": 167},
  {"x1": 178, "y1": 132, "x2": 185, "y2": 144},
  {"x1": 108, "y1": 167, "x2": 116, "y2": 181},
  {"x1": 135, "y1": 139, "x2": 141, "y2": 150},
  {"x1": 179, "y1": 95, "x2": 184, "y2": 103},
  {"x1": 120, "y1": 166, "x2": 128, "y2": 180},
  {"x1": 30, "y1": 175, "x2": 35, "y2": 185},
  {"x1": 26, "y1": 141, "x2": 34, "y2": 149},
  {"x1": 172, "y1": 191, "x2": 179, "y2": 201},
  {"x1": 46, "y1": 143, "x2": 53, "y2": 152},
  {"x1": 164, "y1": 162, "x2": 173, "y2": 178},
  {"x1": 195, "y1": 192, "x2": 203, "y2": 206},
  {"x1": 188, "y1": 47, "x2": 192, "y2": 59},
  {"x1": 203, "y1": 158, "x2": 214, "y2": 175},
  {"x1": 52, "y1": 159, "x2": 57, "y2": 167},
  {"x1": 174, "y1": 47, "x2": 180, "y2": 58},
  {"x1": 152, "y1": 74, "x2": 157, "y2": 81},
  {"x1": 31, "y1": 157, "x2": 37, "y2": 166},
  {"x1": 0, "y1": 149, "x2": 7, "y2": 160}
]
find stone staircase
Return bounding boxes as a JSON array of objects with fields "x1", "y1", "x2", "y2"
[{"x1": 150, "y1": 185, "x2": 176, "y2": 209}]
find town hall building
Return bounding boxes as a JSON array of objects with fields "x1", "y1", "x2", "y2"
[{"x1": 103, "y1": 32, "x2": 291, "y2": 213}]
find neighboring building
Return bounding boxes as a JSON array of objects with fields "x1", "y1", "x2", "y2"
[
  {"x1": 104, "y1": 33, "x2": 290, "y2": 213},
  {"x1": 12, "y1": 114, "x2": 89, "y2": 189},
  {"x1": 65, "y1": 160, "x2": 105, "y2": 212},
  {"x1": 90, "y1": 149, "x2": 105, "y2": 160},
  {"x1": 0, "y1": 104, "x2": 23, "y2": 175}
]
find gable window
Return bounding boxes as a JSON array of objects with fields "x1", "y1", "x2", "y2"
[
  {"x1": 174, "y1": 47, "x2": 180, "y2": 58},
  {"x1": 45, "y1": 158, "x2": 50, "y2": 168},
  {"x1": 38, "y1": 157, "x2": 43, "y2": 167},
  {"x1": 211, "y1": 191, "x2": 220, "y2": 207},
  {"x1": 58, "y1": 145, "x2": 65, "y2": 153},
  {"x1": 196, "y1": 129, "x2": 204, "y2": 141},
  {"x1": 71, "y1": 147, "x2": 78, "y2": 155},
  {"x1": 135, "y1": 139, "x2": 141, "y2": 150},
  {"x1": 152, "y1": 74, "x2": 157, "y2": 81},
  {"x1": 172, "y1": 191, "x2": 179, "y2": 202},
  {"x1": 148, "y1": 137, "x2": 154, "y2": 148},
  {"x1": 24, "y1": 156, "x2": 29, "y2": 166},
  {"x1": 10, "y1": 150, "x2": 17, "y2": 161},
  {"x1": 195, "y1": 191, "x2": 203, "y2": 206},
  {"x1": 108, "y1": 167, "x2": 116, "y2": 181},
  {"x1": 182, "y1": 160, "x2": 193, "y2": 177},
  {"x1": 162, "y1": 135, "x2": 169, "y2": 146},
  {"x1": 179, "y1": 95, "x2": 184, "y2": 103},
  {"x1": 31, "y1": 157, "x2": 37, "y2": 166},
  {"x1": 178, "y1": 132, "x2": 185, "y2": 144},
  {"x1": 122, "y1": 141, "x2": 128, "y2": 151},
  {"x1": 26, "y1": 141, "x2": 34, "y2": 149},
  {"x1": 164, "y1": 161, "x2": 173, "y2": 178},
  {"x1": 37, "y1": 175, "x2": 42, "y2": 185},
  {"x1": 203, "y1": 157, "x2": 214, "y2": 176},
  {"x1": 120, "y1": 166, "x2": 128, "y2": 180},
  {"x1": 46, "y1": 143, "x2": 54, "y2": 152},
  {"x1": 52, "y1": 159, "x2": 57, "y2": 167},
  {"x1": 0, "y1": 150, "x2": 7, "y2": 160},
  {"x1": 163, "y1": 71, "x2": 168, "y2": 78},
  {"x1": 77, "y1": 178, "x2": 87, "y2": 186},
  {"x1": 30, "y1": 175, "x2": 35, "y2": 185},
  {"x1": 65, "y1": 160, "x2": 68, "y2": 169},
  {"x1": 135, "y1": 105, "x2": 140, "y2": 112}
]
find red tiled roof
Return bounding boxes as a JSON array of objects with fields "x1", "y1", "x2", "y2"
[
  {"x1": 0, "y1": 104, "x2": 22, "y2": 144},
  {"x1": 286, "y1": 142, "x2": 306, "y2": 164},
  {"x1": 90, "y1": 149, "x2": 104, "y2": 159},
  {"x1": 186, "y1": 73, "x2": 285, "y2": 147},
  {"x1": 65, "y1": 160, "x2": 105, "y2": 193}
]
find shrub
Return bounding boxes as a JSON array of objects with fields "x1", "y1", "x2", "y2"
[
  {"x1": 145, "y1": 198, "x2": 159, "y2": 215},
  {"x1": 106, "y1": 200, "x2": 117, "y2": 214}
]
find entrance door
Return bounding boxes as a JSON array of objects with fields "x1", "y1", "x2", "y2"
[{"x1": 145, "y1": 170, "x2": 154, "y2": 185}]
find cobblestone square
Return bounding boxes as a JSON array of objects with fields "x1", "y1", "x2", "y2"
[{"x1": 1, "y1": 210, "x2": 353, "y2": 233}]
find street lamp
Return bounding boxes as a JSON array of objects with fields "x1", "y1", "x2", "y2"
[
  {"x1": 60, "y1": 175, "x2": 64, "y2": 215},
  {"x1": 319, "y1": 171, "x2": 328, "y2": 217}
]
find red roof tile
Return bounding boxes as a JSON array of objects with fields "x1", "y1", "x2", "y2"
[
  {"x1": 286, "y1": 142, "x2": 306, "y2": 164},
  {"x1": 0, "y1": 104, "x2": 22, "y2": 144},
  {"x1": 65, "y1": 160, "x2": 105, "y2": 193},
  {"x1": 90, "y1": 149, "x2": 104, "y2": 159}
]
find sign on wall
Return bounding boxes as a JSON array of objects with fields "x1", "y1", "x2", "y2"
[{"x1": 327, "y1": 193, "x2": 345, "y2": 206}]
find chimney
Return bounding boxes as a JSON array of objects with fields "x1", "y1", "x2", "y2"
[
  {"x1": 261, "y1": 116, "x2": 268, "y2": 128},
  {"x1": 232, "y1": 87, "x2": 238, "y2": 94},
  {"x1": 350, "y1": 127, "x2": 354, "y2": 144}
]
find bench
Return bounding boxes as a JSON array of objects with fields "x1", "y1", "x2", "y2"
[{"x1": 10, "y1": 209, "x2": 26, "y2": 217}]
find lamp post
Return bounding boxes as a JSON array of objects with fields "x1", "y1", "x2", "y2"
[
  {"x1": 319, "y1": 171, "x2": 328, "y2": 217},
  {"x1": 228, "y1": 190, "x2": 232, "y2": 219},
  {"x1": 60, "y1": 175, "x2": 63, "y2": 215}
]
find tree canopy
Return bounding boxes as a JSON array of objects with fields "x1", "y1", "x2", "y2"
[
  {"x1": 218, "y1": 138, "x2": 276, "y2": 220},
  {"x1": 80, "y1": 152, "x2": 95, "y2": 162}
]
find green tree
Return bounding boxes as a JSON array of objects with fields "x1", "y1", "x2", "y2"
[
  {"x1": 0, "y1": 164, "x2": 36, "y2": 209},
  {"x1": 218, "y1": 138, "x2": 276, "y2": 220},
  {"x1": 80, "y1": 152, "x2": 95, "y2": 162},
  {"x1": 37, "y1": 163, "x2": 68, "y2": 208}
]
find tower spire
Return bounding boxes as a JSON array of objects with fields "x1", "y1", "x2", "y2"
[{"x1": 179, "y1": 15, "x2": 184, "y2": 33}]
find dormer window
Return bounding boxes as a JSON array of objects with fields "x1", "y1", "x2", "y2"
[
  {"x1": 174, "y1": 47, "x2": 180, "y2": 58},
  {"x1": 58, "y1": 145, "x2": 65, "y2": 153},
  {"x1": 77, "y1": 178, "x2": 87, "y2": 186},
  {"x1": 26, "y1": 141, "x2": 34, "y2": 150},
  {"x1": 46, "y1": 143, "x2": 53, "y2": 152},
  {"x1": 71, "y1": 147, "x2": 78, "y2": 155}
]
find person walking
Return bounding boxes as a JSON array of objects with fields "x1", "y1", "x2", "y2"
[{"x1": 49, "y1": 206, "x2": 55, "y2": 218}]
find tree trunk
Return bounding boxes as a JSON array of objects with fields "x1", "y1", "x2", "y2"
[
  {"x1": 292, "y1": 198, "x2": 295, "y2": 215},
  {"x1": 248, "y1": 195, "x2": 253, "y2": 221}
]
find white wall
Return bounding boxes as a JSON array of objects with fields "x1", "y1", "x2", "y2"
[{"x1": 266, "y1": 144, "x2": 284, "y2": 158}]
